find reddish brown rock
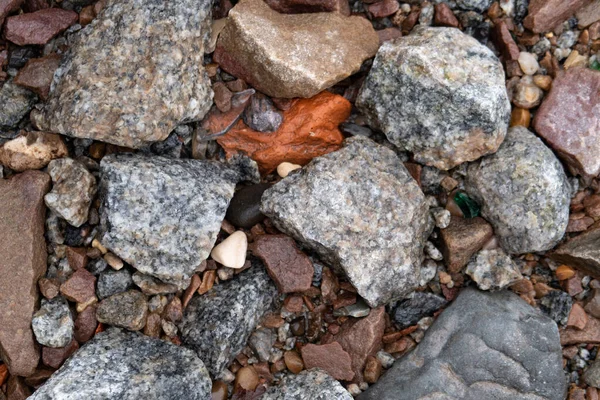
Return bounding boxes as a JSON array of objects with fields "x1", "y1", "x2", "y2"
[
  {"x1": 73, "y1": 304, "x2": 97, "y2": 343},
  {"x1": 60, "y1": 268, "x2": 96, "y2": 304},
  {"x1": 283, "y1": 350, "x2": 304, "y2": 373},
  {"x1": 143, "y1": 313, "x2": 162, "y2": 338},
  {"x1": 366, "y1": 0, "x2": 399, "y2": 18},
  {"x1": 4, "y1": 8, "x2": 78, "y2": 45},
  {"x1": 265, "y1": 0, "x2": 350, "y2": 15},
  {"x1": 434, "y1": 2, "x2": 459, "y2": 27},
  {"x1": 23, "y1": 0, "x2": 48, "y2": 12},
  {"x1": 551, "y1": 223, "x2": 600, "y2": 278},
  {"x1": 38, "y1": 277, "x2": 60, "y2": 300},
  {"x1": 492, "y1": 19, "x2": 520, "y2": 61},
  {"x1": 250, "y1": 234, "x2": 314, "y2": 293},
  {"x1": 283, "y1": 294, "x2": 304, "y2": 313},
  {"x1": 300, "y1": 342, "x2": 355, "y2": 381},
  {"x1": 0, "y1": 171, "x2": 50, "y2": 377},
  {"x1": 567, "y1": 303, "x2": 588, "y2": 330},
  {"x1": 163, "y1": 297, "x2": 183, "y2": 323},
  {"x1": 66, "y1": 246, "x2": 88, "y2": 270},
  {"x1": 586, "y1": 289, "x2": 600, "y2": 318},
  {"x1": 321, "y1": 267, "x2": 340, "y2": 304},
  {"x1": 363, "y1": 356, "x2": 382, "y2": 384},
  {"x1": 377, "y1": 27, "x2": 402, "y2": 44},
  {"x1": 41, "y1": 339, "x2": 79, "y2": 369},
  {"x1": 0, "y1": 0, "x2": 23, "y2": 29},
  {"x1": 13, "y1": 54, "x2": 61, "y2": 100},
  {"x1": 524, "y1": 0, "x2": 592, "y2": 33},
  {"x1": 6, "y1": 375, "x2": 31, "y2": 400},
  {"x1": 439, "y1": 216, "x2": 494, "y2": 273},
  {"x1": 213, "y1": 82, "x2": 232, "y2": 113},
  {"x1": 182, "y1": 274, "x2": 201, "y2": 309},
  {"x1": 561, "y1": 315, "x2": 600, "y2": 345},
  {"x1": 23, "y1": 367, "x2": 54, "y2": 389}
]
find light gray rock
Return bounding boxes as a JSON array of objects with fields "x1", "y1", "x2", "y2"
[
  {"x1": 358, "y1": 288, "x2": 567, "y2": 400},
  {"x1": 0, "y1": 80, "x2": 37, "y2": 130},
  {"x1": 466, "y1": 248, "x2": 522, "y2": 290},
  {"x1": 356, "y1": 27, "x2": 510, "y2": 170},
  {"x1": 456, "y1": 0, "x2": 493, "y2": 12},
  {"x1": 465, "y1": 127, "x2": 570, "y2": 254},
  {"x1": 97, "y1": 268, "x2": 133, "y2": 300},
  {"x1": 261, "y1": 136, "x2": 431, "y2": 307},
  {"x1": 29, "y1": 328, "x2": 211, "y2": 400},
  {"x1": 31, "y1": 0, "x2": 214, "y2": 148},
  {"x1": 262, "y1": 369, "x2": 353, "y2": 400},
  {"x1": 249, "y1": 328, "x2": 275, "y2": 362},
  {"x1": 96, "y1": 290, "x2": 148, "y2": 331},
  {"x1": 31, "y1": 297, "x2": 74, "y2": 348},
  {"x1": 179, "y1": 266, "x2": 277, "y2": 378}
]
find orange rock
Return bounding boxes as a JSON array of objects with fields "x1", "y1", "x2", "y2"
[
  {"x1": 0, "y1": 363, "x2": 8, "y2": 386},
  {"x1": 567, "y1": 303, "x2": 588, "y2": 330},
  {"x1": 217, "y1": 91, "x2": 349, "y2": 174}
]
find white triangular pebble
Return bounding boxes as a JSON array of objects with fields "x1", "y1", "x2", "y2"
[{"x1": 210, "y1": 231, "x2": 248, "y2": 269}]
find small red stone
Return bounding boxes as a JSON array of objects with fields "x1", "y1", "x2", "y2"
[{"x1": 4, "y1": 8, "x2": 78, "y2": 46}]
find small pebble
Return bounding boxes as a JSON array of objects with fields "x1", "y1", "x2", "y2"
[
  {"x1": 104, "y1": 253, "x2": 124, "y2": 270},
  {"x1": 276, "y1": 162, "x2": 302, "y2": 178},
  {"x1": 284, "y1": 350, "x2": 304, "y2": 374},
  {"x1": 210, "y1": 231, "x2": 247, "y2": 269},
  {"x1": 234, "y1": 366, "x2": 259, "y2": 393},
  {"x1": 431, "y1": 207, "x2": 451, "y2": 229},
  {"x1": 518, "y1": 52, "x2": 539, "y2": 75}
]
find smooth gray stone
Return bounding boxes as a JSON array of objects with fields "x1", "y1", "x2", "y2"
[{"x1": 262, "y1": 369, "x2": 352, "y2": 400}]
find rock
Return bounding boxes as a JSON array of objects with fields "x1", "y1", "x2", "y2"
[
  {"x1": 512, "y1": 79, "x2": 543, "y2": 109},
  {"x1": 264, "y1": 0, "x2": 350, "y2": 14},
  {"x1": 277, "y1": 162, "x2": 302, "y2": 178},
  {"x1": 577, "y1": 1, "x2": 600, "y2": 27},
  {"x1": 552, "y1": 224, "x2": 600, "y2": 278},
  {"x1": 39, "y1": 278, "x2": 60, "y2": 300},
  {"x1": 358, "y1": 288, "x2": 566, "y2": 400},
  {"x1": 97, "y1": 268, "x2": 133, "y2": 299},
  {"x1": 249, "y1": 328, "x2": 275, "y2": 362},
  {"x1": 261, "y1": 137, "x2": 431, "y2": 307},
  {"x1": 356, "y1": 27, "x2": 510, "y2": 171},
  {"x1": 262, "y1": 369, "x2": 353, "y2": 400},
  {"x1": 434, "y1": 3, "x2": 459, "y2": 27},
  {"x1": 392, "y1": 292, "x2": 447, "y2": 329},
  {"x1": 132, "y1": 272, "x2": 179, "y2": 295},
  {"x1": 30, "y1": 328, "x2": 212, "y2": 400},
  {"x1": 179, "y1": 267, "x2": 277, "y2": 378},
  {"x1": 213, "y1": 82, "x2": 232, "y2": 113},
  {"x1": 251, "y1": 234, "x2": 314, "y2": 293},
  {"x1": 99, "y1": 154, "x2": 240, "y2": 285},
  {"x1": 218, "y1": 91, "x2": 349, "y2": 174},
  {"x1": 518, "y1": 52, "x2": 540, "y2": 75},
  {"x1": 0, "y1": 79, "x2": 37, "y2": 130},
  {"x1": 96, "y1": 290, "x2": 148, "y2": 331},
  {"x1": 540, "y1": 290, "x2": 573, "y2": 325},
  {"x1": 42, "y1": 339, "x2": 79, "y2": 369},
  {"x1": 73, "y1": 305, "x2": 97, "y2": 343},
  {"x1": 366, "y1": 0, "x2": 400, "y2": 18},
  {"x1": 210, "y1": 231, "x2": 247, "y2": 269},
  {"x1": 533, "y1": 68, "x2": 600, "y2": 177},
  {"x1": 491, "y1": 20, "x2": 520, "y2": 62},
  {"x1": 60, "y1": 268, "x2": 96, "y2": 304},
  {"x1": 466, "y1": 248, "x2": 523, "y2": 290},
  {"x1": 214, "y1": 0, "x2": 378, "y2": 99},
  {"x1": 242, "y1": 93, "x2": 283, "y2": 133},
  {"x1": 234, "y1": 366, "x2": 259, "y2": 392},
  {"x1": 455, "y1": 0, "x2": 493, "y2": 12},
  {"x1": 13, "y1": 54, "x2": 62, "y2": 100},
  {"x1": 31, "y1": 297, "x2": 74, "y2": 348},
  {"x1": 585, "y1": 360, "x2": 600, "y2": 388},
  {"x1": 561, "y1": 316, "x2": 600, "y2": 345},
  {"x1": 31, "y1": 0, "x2": 213, "y2": 149},
  {"x1": 225, "y1": 183, "x2": 271, "y2": 229},
  {"x1": 6, "y1": 376, "x2": 31, "y2": 400},
  {"x1": 524, "y1": 0, "x2": 590, "y2": 33},
  {"x1": 567, "y1": 303, "x2": 588, "y2": 330},
  {"x1": 44, "y1": 157, "x2": 96, "y2": 227},
  {"x1": 0, "y1": 171, "x2": 49, "y2": 376},
  {"x1": 301, "y1": 342, "x2": 355, "y2": 381},
  {"x1": 0, "y1": 0, "x2": 23, "y2": 29},
  {"x1": 66, "y1": 247, "x2": 88, "y2": 270},
  {"x1": 4, "y1": 8, "x2": 77, "y2": 45},
  {"x1": 0, "y1": 131, "x2": 67, "y2": 172},
  {"x1": 333, "y1": 300, "x2": 372, "y2": 318},
  {"x1": 284, "y1": 350, "x2": 304, "y2": 373},
  {"x1": 439, "y1": 216, "x2": 493, "y2": 273},
  {"x1": 465, "y1": 127, "x2": 570, "y2": 254}
]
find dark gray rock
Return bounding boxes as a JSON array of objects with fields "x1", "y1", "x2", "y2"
[
  {"x1": 540, "y1": 290, "x2": 573, "y2": 326},
  {"x1": 31, "y1": 297, "x2": 74, "y2": 348},
  {"x1": 97, "y1": 268, "x2": 133, "y2": 300},
  {"x1": 262, "y1": 369, "x2": 353, "y2": 400},
  {"x1": 359, "y1": 288, "x2": 567, "y2": 400},
  {"x1": 261, "y1": 136, "x2": 431, "y2": 307},
  {"x1": 96, "y1": 290, "x2": 148, "y2": 331},
  {"x1": 242, "y1": 93, "x2": 283, "y2": 132},
  {"x1": 392, "y1": 292, "x2": 447, "y2": 329},
  {"x1": 465, "y1": 127, "x2": 570, "y2": 254},
  {"x1": 29, "y1": 328, "x2": 211, "y2": 400},
  {"x1": 0, "y1": 80, "x2": 37, "y2": 130},
  {"x1": 225, "y1": 183, "x2": 271, "y2": 229},
  {"x1": 179, "y1": 266, "x2": 277, "y2": 378},
  {"x1": 466, "y1": 248, "x2": 522, "y2": 290},
  {"x1": 356, "y1": 27, "x2": 510, "y2": 170}
]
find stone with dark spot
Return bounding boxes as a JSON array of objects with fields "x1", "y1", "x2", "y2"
[
  {"x1": 97, "y1": 268, "x2": 133, "y2": 300},
  {"x1": 225, "y1": 183, "x2": 271, "y2": 229},
  {"x1": 392, "y1": 292, "x2": 447, "y2": 329},
  {"x1": 13, "y1": 53, "x2": 62, "y2": 100},
  {"x1": 4, "y1": 8, "x2": 78, "y2": 45}
]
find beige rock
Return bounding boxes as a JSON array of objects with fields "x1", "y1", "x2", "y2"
[
  {"x1": 210, "y1": 231, "x2": 248, "y2": 269},
  {"x1": 518, "y1": 52, "x2": 539, "y2": 75},
  {"x1": 563, "y1": 51, "x2": 588, "y2": 69},
  {"x1": 0, "y1": 132, "x2": 67, "y2": 172},
  {"x1": 276, "y1": 162, "x2": 302, "y2": 178}
]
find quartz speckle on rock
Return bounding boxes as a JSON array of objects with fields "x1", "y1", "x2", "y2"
[
  {"x1": 540, "y1": 290, "x2": 573, "y2": 326},
  {"x1": 31, "y1": 297, "x2": 74, "y2": 349},
  {"x1": 261, "y1": 137, "x2": 431, "y2": 307},
  {"x1": 466, "y1": 248, "x2": 523, "y2": 290},
  {"x1": 392, "y1": 292, "x2": 447, "y2": 329},
  {"x1": 465, "y1": 127, "x2": 570, "y2": 254},
  {"x1": 0, "y1": 79, "x2": 37, "y2": 130},
  {"x1": 356, "y1": 27, "x2": 510, "y2": 170},
  {"x1": 96, "y1": 290, "x2": 148, "y2": 331},
  {"x1": 262, "y1": 369, "x2": 353, "y2": 400}
]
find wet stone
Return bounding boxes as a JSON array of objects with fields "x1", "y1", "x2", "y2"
[
  {"x1": 540, "y1": 290, "x2": 573, "y2": 326},
  {"x1": 262, "y1": 369, "x2": 353, "y2": 400},
  {"x1": 31, "y1": 297, "x2": 74, "y2": 348},
  {"x1": 0, "y1": 79, "x2": 37, "y2": 130},
  {"x1": 96, "y1": 290, "x2": 148, "y2": 331},
  {"x1": 225, "y1": 183, "x2": 271, "y2": 229},
  {"x1": 466, "y1": 248, "x2": 523, "y2": 291},
  {"x1": 96, "y1": 268, "x2": 133, "y2": 300},
  {"x1": 392, "y1": 292, "x2": 447, "y2": 329}
]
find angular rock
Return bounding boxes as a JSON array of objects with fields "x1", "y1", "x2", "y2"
[
  {"x1": 132, "y1": 272, "x2": 180, "y2": 295},
  {"x1": 261, "y1": 137, "x2": 431, "y2": 307},
  {"x1": 225, "y1": 183, "x2": 271, "y2": 229},
  {"x1": 491, "y1": 20, "x2": 520, "y2": 62},
  {"x1": 242, "y1": 93, "x2": 283, "y2": 133},
  {"x1": 30, "y1": 328, "x2": 212, "y2": 400},
  {"x1": 32, "y1": 297, "x2": 74, "y2": 348},
  {"x1": 439, "y1": 216, "x2": 493, "y2": 273},
  {"x1": 466, "y1": 248, "x2": 523, "y2": 290},
  {"x1": 248, "y1": 328, "x2": 275, "y2": 362},
  {"x1": 366, "y1": 0, "x2": 399, "y2": 18},
  {"x1": 465, "y1": 127, "x2": 570, "y2": 254},
  {"x1": 561, "y1": 316, "x2": 600, "y2": 345},
  {"x1": 99, "y1": 154, "x2": 240, "y2": 285},
  {"x1": 42, "y1": 339, "x2": 79, "y2": 369},
  {"x1": 4, "y1": 8, "x2": 77, "y2": 45},
  {"x1": 0, "y1": 131, "x2": 67, "y2": 172},
  {"x1": 301, "y1": 342, "x2": 355, "y2": 381},
  {"x1": 0, "y1": 79, "x2": 37, "y2": 130},
  {"x1": 524, "y1": 0, "x2": 590, "y2": 33},
  {"x1": 214, "y1": 0, "x2": 378, "y2": 99},
  {"x1": 392, "y1": 292, "x2": 447, "y2": 329},
  {"x1": 60, "y1": 268, "x2": 96, "y2": 304},
  {"x1": 552, "y1": 224, "x2": 600, "y2": 278},
  {"x1": 533, "y1": 68, "x2": 600, "y2": 177},
  {"x1": 262, "y1": 369, "x2": 353, "y2": 400},
  {"x1": 97, "y1": 268, "x2": 133, "y2": 300},
  {"x1": 0, "y1": 171, "x2": 49, "y2": 376},
  {"x1": 179, "y1": 267, "x2": 277, "y2": 378},
  {"x1": 73, "y1": 305, "x2": 97, "y2": 343},
  {"x1": 264, "y1": 0, "x2": 350, "y2": 15},
  {"x1": 96, "y1": 290, "x2": 147, "y2": 331},
  {"x1": 358, "y1": 288, "x2": 567, "y2": 400},
  {"x1": 357, "y1": 27, "x2": 510, "y2": 170},
  {"x1": 13, "y1": 54, "x2": 61, "y2": 101},
  {"x1": 540, "y1": 290, "x2": 573, "y2": 326},
  {"x1": 434, "y1": 3, "x2": 460, "y2": 27},
  {"x1": 31, "y1": 0, "x2": 214, "y2": 149},
  {"x1": 455, "y1": 0, "x2": 493, "y2": 12},
  {"x1": 0, "y1": 0, "x2": 23, "y2": 29}
]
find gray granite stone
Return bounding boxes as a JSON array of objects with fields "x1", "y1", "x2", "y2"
[
  {"x1": 179, "y1": 266, "x2": 277, "y2": 378},
  {"x1": 31, "y1": 0, "x2": 214, "y2": 148},
  {"x1": 540, "y1": 290, "x2": 573, "y2": 326},
  {"x1": 97, "y1": 268, "x2": 133, "y2": 300},
  {"x1": 29, "y1": 328, "x2": 211, "y2": 400},
  {"x1": 261, "y1": 136, "x2": 431, "y2": 307},
  {"x1": 262, "y1": 369, "x2": 353, "y2": 399},
  {"x1": 96, "y1": 290, "x2": 148, "y2": 331},
  {"x1": 356, "y1": 27, "x2": 510, "y2": 170},
  {"x1": 466, "y1": 248, "x2": 522, "y2": 290},
  {"x1": 0, "y1": 79, "x2": 37, "y2": 130},
  {"x1": 358, "y1": 288, "x2": 567, "y2": 400},
  {"x1": 31, "y1": 297, "x2": 74, "y2": 348},
  {"x1": 455, "y1": 0, "x2": 493, "y2": 12},
  {"x1": 392, "y1": 292, "x2": 447, "y2": 329},
  {"x1": 465, "y1": 127, "x2": 570, "y2": 254}
]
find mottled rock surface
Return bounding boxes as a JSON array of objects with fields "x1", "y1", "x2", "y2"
[
  {"x1": 0, "y1": 132, "x2": 67, "y2": 172},
  {"x1": 262, "y1": 369, "x2": 353, "y2": 400},
  {"x1": 4, "y1": 8, "x2": 77, "y2": 46},
  {"x1": 30, "y1": 328, "x2": 212, "y2": 400},
  {"x1": 552, "y1": 224, "x2": 600, "y2": 278},
  {"x1": 524, "y1": 0, "x2": 590, "y2": 33},
  {"x1": 393, "y1": 292, "x2": 447, "y2": 329},
  {"x1": 540, "y1": 291, "x2": 573, "y2": 326},
  {"x1": 214, "y1": 0, "x2": 378, "y2": 98},
  {"x1": 358, "y1": 288, "x2": 567, "y2": 400},
  {"x1": 96, "y1": 290, "x2": 148, "y2": 331},
  {"x1": 97, "y1": 268, "x2": 133, "y2": 299},
  {"x1": 32, "y1": 0, "x2": 214, "y2": 148},
  {"x1": 465, "y1": 127, "x2": 570, "y2": 254},
  {"x1": 0, "y1": 79, "x2": 37, "y2": 130},
  {"x1": 31, "y1": 297, "x2": 74, "y2": 348},
  {"x1": 466, "y1": 248, "x2": 523, "y2": 290},
  {"x1": 13, "y1": 54, "x2": 62, "y2": 101},
  {"x1": 357, "y1": 27, "x2": 510, "y2": 170},
  {"x1": 455, "y1": 0, "x2": 493, "y2": 12},
  {"x1": 261, "y1": 137, "x2": 430, "y2": 307}
]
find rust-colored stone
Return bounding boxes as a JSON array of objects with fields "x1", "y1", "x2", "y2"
[
  {"x1": 301, "y1": 342, "x2": 354, "y2": 381},
  {"x1": 283, "y1": 350, "x2": 304, "y2": 373},
  {"x1": 321, "y1": 266, "x2": 340, "y2": 304},
  {"x1": 73, "y1": 304, "x2": 97, "y2": 344},
  {"x1": 13, "y1": 53, "x2": 61, "y2": 100},
  {"x1": 377, "y1": 27, "x2": 402, "y2": 45},
  {"x1": 38, "y1": 277, "x2": 60, "y2": 300},
  {"x1": 524, "y1": 0, "x2": 592, "y2": 33},
  {"x1": 510, "y1": 107, "x2": 531, "y2": 127},
  {"x1": 0, "y1": 0, "x2": 22, "y2": 29},
  {"x1": 163, "y1": 297, "x2": 183, "y2": 323},
  {"x1": 492, "y1": 19, "x2": 520, "y2": 61},
  {"x1": 561, "y1": 315, "x2": 600, "y2": 345},
  {"x1": 182, "y1": 274, "x2": 201, "y2": 309},
  {"x1": 284, "y1": 295, "x2": 304, "y2": 313},
  {"x1": 434, "y1": 2, "x2": 459, "y2": 27},
  {"x1": 143, "y1": 313, "x2": 162, "y2": 338},
  {"x1": 265, "y1": 0, "x2": 350, "y2": 15},
  {"x1": 66, "y1": 246, "x2": 88, "y2": 270},
  {"x1": 0, "y1": 363, "x2": 7, "y2": 386},
  {"x1": 439, "y1": 216, "x2": 494, "y2": 273},
  {"x1": 197, "y1": 270, "x2": 216, "y2": 295},
  {"x1": 567, "y1": 303, "x2": 589, "y2": 330},
  {"x1": 60, "y1": 268, "x2": 96, "y2": 304},
  {"x1": 402, "y1": 9, "x2": 420, "y2": 34},
  {"x1": 41, "y1": 339, "x2": 79, "y2": 369},
  {"x1": 363, "y1": 356, "x2": 382, "y2": 383},
  {"x1": 78, "y1": 5, "x2": 95, "y2": 26},
  {"x1": 366, "y1": 0, "x2": 399, "y2": 18},
  {"x1": 4, "y1": 8, "x2": 78, "y2": 45}
]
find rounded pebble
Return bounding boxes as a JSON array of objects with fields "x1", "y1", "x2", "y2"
[{"x1": 210, "y1": 231, "x2": 248, "y2": 269}]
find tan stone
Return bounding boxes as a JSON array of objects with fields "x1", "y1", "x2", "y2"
[
  {"x1": 0, "y1": 131, "x2": 67, "y2": 172},
  {"x1": 301, "y1": 342, "x2": 354, "y2": 381},
  {"x1": 265, "y1": 0, "x2": 350, "y2": 14},
  {"x1": 567, "y1": 303, "x2": 588, "y2": 330},
  {"x1": 440, "y1": 216, "x2": 494, "y2": 273},
  {"x1": 510, "y1": 108, "x2": 531, "y2": 128},
  {"x1": 284, "y1": 350, "x2": 304, "y2": 373}
]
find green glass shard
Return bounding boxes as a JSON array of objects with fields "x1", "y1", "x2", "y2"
[
  {"x1": 454, "y1": 191, "x2": 480, "y2": 218},
  {"x1": 592, "y1": 60, "x2": 600, "y2": 71}
]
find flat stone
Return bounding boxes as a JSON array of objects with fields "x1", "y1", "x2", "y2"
[
  {"x1": 66, "y1": 247, "x2": 88, "y2": 270},
  {"x1": 214, "y1": 0, "x2": 378, "y2": 99},
  {"x1": 262, "y1": 369, "x2": 353, "y2": 400},
  {"x1": 30, "y1": 328, "x2": 212, "y2": 400},
  {"x1": 552, "y1": 224, "x2": 600, "y2": 278},
  {"x1": 31, "y1": 0, "x2": 213, "y2": 149},
  {"x1": 42, "y1": 339, "x2": 79, "y2": 369},
  {"x1": 32, "y1": 297, "x2": 74, "y2": 348},
  {"x1": 13, "y1": 53, "x2": 62, "y2": 100},
  {"x1": 265, "y1": 0, "x2": 350, "y2": 14},
  {"x1": 465, "y1": 127, "x2": 570, "y2": 254},
  {"x1": 533, "y1": 68, "x2": 600, "y2": 177},
  {"x1": 0, "y1": 171, "x2": 49, "y2": 376},
  {"x1": 97, "y1": 268, "x2": 133, "y2": 299},
  {"x1": 392, "y1": 292, "x2": 447, "y2": 329},
  {"x1": 439, "y1": 216, "x2": 493, "y2": 273},
  {"x1": 60, "y1": 268, "x2": 96, "y2": 304},
  {"x1": 466, "y1": 248, "x2": 523, "y2": 290},
  {"x1": 179, "y1": 266, "x2": 277, "y2": 378},
  {"x1": 301, "y1": 343, "x2": 355, "y2": 381},
  {"x1": 73, "y1": 305, "x2": 97, "y2": 343},
  {"x1": 358, "y1": 288, "x2": 566, "y2": 400},
  {"x1": 524, "y1": 0, "x2": 591, "y2": 33},
  {"x1": 96, "y1": 290, "x2": 148, "y2": 331},
  {"x1": 0, "y1": 79, "x2": 37, "y2": 130},
  {"x1": 567, "y1": 303, "x2": 588, "y2": 330},
  {"x1": 225, "y1": 183, "x2": 271, "y2": 229},
  {"x1": 0, "y1": 131, "x2": 67, "y2": 172},
  {"x1": 561, "y1": 315, "x2": 600, "y2": 345},
  {"x1": 356, "y1": 27, "x2": 510, "y2": 170},
  {"x1": 577, "y1": 0, "x2": 600, "y2": 27},
  {"x1": 261, "y1": 137, "x2": 431, "y2": 307},
  {"x1": 4, "y1": 8, "x2": 77, "y2": 45}
]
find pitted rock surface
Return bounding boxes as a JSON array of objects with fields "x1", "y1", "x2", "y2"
[{"x1": 262, "y1": 369, "x2": 353, "y2": 400}]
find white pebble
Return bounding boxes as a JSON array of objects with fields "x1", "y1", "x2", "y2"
[
  {"x1": 425, "y1": 241, "x2": 443, "y2": 261},
  {"x1": 276, "y1": 162, "x2": 302, "y2": 178},
  {"x1": 210, "y1": 231, "x2": 247, "y2": 269},
  {"x1": 347, "y1": 383, "x2": 362, "y2": 396},
  {"x1": 431, "y1": 207, "x2": 451, "y2": 229},
  {"x1": 518, "y1": 52, "x2": 539, "y2": 75}
]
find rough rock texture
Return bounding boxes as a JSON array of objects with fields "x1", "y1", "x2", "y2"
[
  {"x1": 524, "y1": 0, "x2": 591, "y2": 33},
  {"x1": 264, "y1": 0, "x2": 350, "y2": 14},
  {"x1": 30, "y1": 328, "x2": 212, "y2": 400},
  {"x1": 13, "y1": 54, "x2": 62, "y2": 100},
  {"x1": 358, "y1": 288, "x2": 567, "y2": 400},
  {"x1": 60, "y1": 268, "x2": 96, "y2": 304},
  {"x1": 213, "y1": 0, "x2": 378, "y2": 99},
  {"x1": 439, "y1": 216, "x2": 493, "y2": 273},
  {"x1": 0, "y1": 79, "x2": 37, "y2": 130},
  {"x1": 533, "y1": 68, "x2": 600, "y2": 177},
  {"x1": 242, "y1": 93, "x2": 283, "y2": 133},
  {"x1": 465, "y1": 127, "x2": 570, "y2": 254},
  {"x1": 0, "y1": 171, "x2": 50, "y2": 376},
  {"x1": 179, "y1": 267, "x2": 277, "y2": 378},
  {"x1": 99, "y1": 154, "x2": 240, "y2": 285},
  {"x1": 393, "y1": 292, "x2": 447, "y2": 329},
  {"x1": 31, "y1": 297, "x2": 74, "y2": 348},
  {"x1": 96, "y1": 290, "x2": 148, "y2": 331},
  {"x1": 301, "y1": 343, "x2": 355, "y2": 381},
  {"x1": 540, "y1": 291, "x2": 573, "y2": 326},
  {"x1": 31, "y1": 0, "x2": 214, "y2": 148},
  {"x1": 357, "y1": 27, "x2": 510, "y2": 170},
  {"x1": 552, "y1": 224, "x2": 600, "y2": 278},
  {"x1": 0, "y1": 0, "x2": 22, "y2": 29},
  {"x1": 0, "y1": 131, "x2": 67, "y2": 172},
  {"x1": 97, "y1": 268, "x2": 133, "y2": 299},
  {"x1": 261, "y1": 137, "x2": 431, "y2": 307},
  {"x1": 4, "y1": 8, "x2": 77, "y2": 46},
  {"x1": 455, "y1": 0, "x2": 493, "y2": 12},
  {"x1": 466, "y1": 248, "x2": 523, "y2": 290},
  {"x1": 262, "y1": 369, "x2": 353, "y2": 400}
]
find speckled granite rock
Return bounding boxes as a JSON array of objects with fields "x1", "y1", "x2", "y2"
[
  {"x1": 356, "y1": 27, "x2": 510, "y2": 170},
  {"x1": 99, "y1": 154, "x2": 240, "y2": 285},
  {"x1": 358, "y1": 288, "x2": 567, "y2": 400},
  {"x1": 465, "y1": 127, "x2": 570, "y2": 254},
  {"x1": 97, "y1": 268, "x2": 133, "y2": 300},
  {"x1": 29, "y1": 328, "x2": 211, "y2": 400},
  {"x1": 455, "y1": 0, "x2": 493, "y2": 12},
  {"x1": 0, "y1": 79, "x2": 37, "y2": 130},
  {"x1": 31, "y1": 297, "x2": 74, "y2": 348},
  {"x1": 261, "y1": 137, "x2": 431, "y2": 307},
  {"x1": 179, "y1": 266, "x2": 277, "y2": 378},
  {"x1": 31, "y1": 0, "x2": 214, "y2": 148},
  {"x1": 466, "y1": 248, "x2": 523, "y2": 290},
  {"x1": 262, "y1": 369, "x2": 353, "y2": 400}
]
